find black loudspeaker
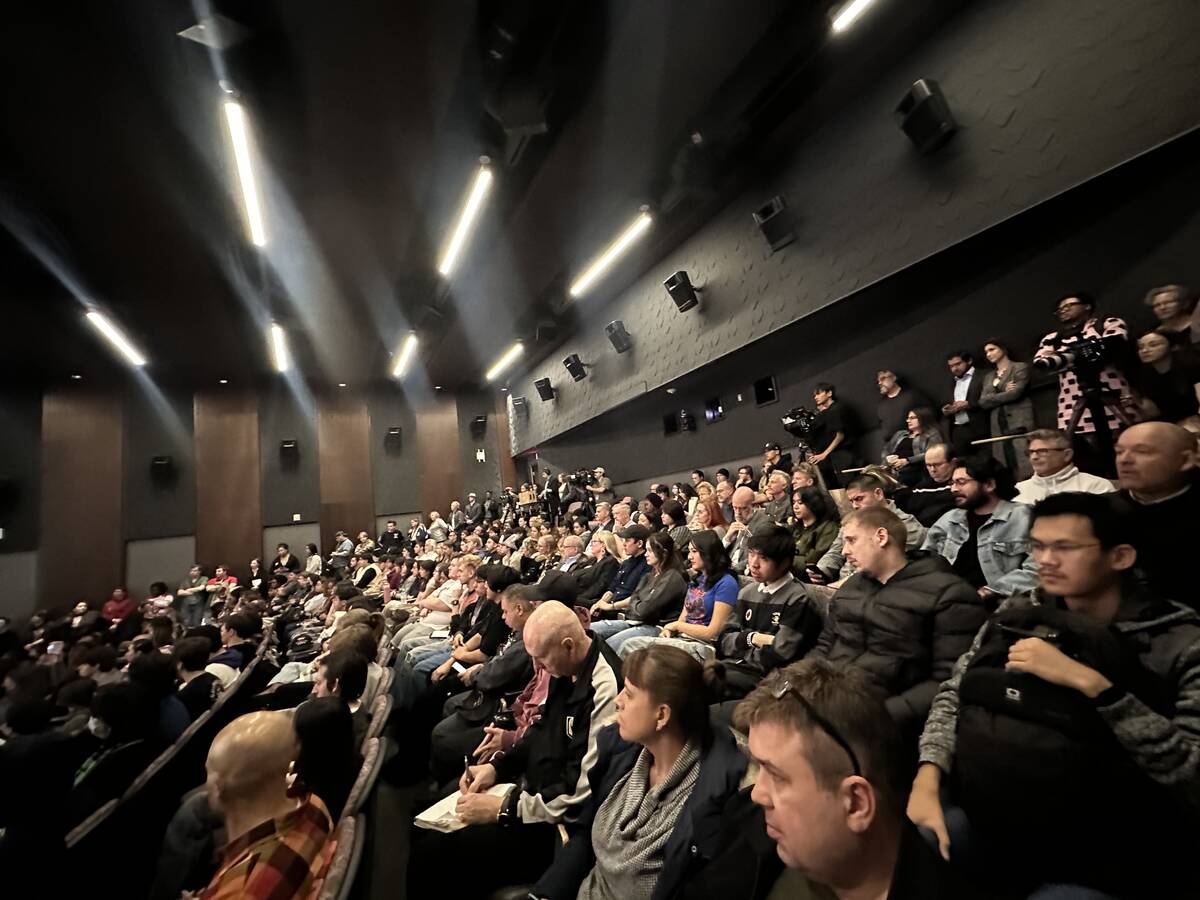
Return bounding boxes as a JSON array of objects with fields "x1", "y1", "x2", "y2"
[
  {"x1": 752, "y1": 196, "x2": 795, "y2": 252},
  {"x1": 895, "y1": 78, "x2": 957, "y2": 154},
  {"x1": 605, "y1": 320, "x2": 633, "y2": 353},
  {"x1": 534, "y1": 378, "x2": 556, "y2": 401},
  {"x1": 384, "y1": 427, "x2": 403, "y2": 453},
  {"x1": 280, "y1": 440, "x2": 299, "y2": 469},
  {"x1": 469, "y1": 415, "x2": 488, "y2": 439},
  {"x1": 663, "y1": 271, "x2": 700, "y2": 312},
  {"x1": 679, "y1": 409, "x2": 697, "y2": 432},
  {"x1": 511, "y1": 396, "x2": 528, "y2": 415},
  {"x1": 563, "y1": 354, "x2": 587, "y2": 382}
]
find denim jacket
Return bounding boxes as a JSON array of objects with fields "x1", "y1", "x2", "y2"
[{"x1": 921, "y1": 499, "x2": 1038, "y2": 596}]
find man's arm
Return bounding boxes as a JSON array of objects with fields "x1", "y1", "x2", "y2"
[{"x1": 760, "y1": 587, "x2": 825, "y2": 670}]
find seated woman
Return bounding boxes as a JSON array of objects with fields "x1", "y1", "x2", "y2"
[
  {"x1": 529, "y1": 645, "x2": 746, "y2": 900},
  {"x1": 881, "y1": 407, "x2": 944, "y2": 487},
  {"x1": 617, "y1": 531, "x2": 737, "y2": 662},
  {"x1": 577, "y1": 532, "x2": 623, "y2": 607},
  {"x1": 688, "y1": 497, "x2": 728, "y2": 540},
  {"x1": 590, "y1": 533, "x2": 688, "y2": 653},
  {"x1": 1136, "y1": 329, "x2": 1200, "y2": 423},
  {"x1": 789, "y1": 486, "x2": 841, "y2": 572}
]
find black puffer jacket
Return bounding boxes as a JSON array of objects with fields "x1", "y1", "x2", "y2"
[{"x1": 812, "y1": 554, "x2": 986, "y2": 735}]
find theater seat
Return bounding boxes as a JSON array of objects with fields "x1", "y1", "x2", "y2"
[{"x1": 317, "y1": 814, "x2": 365, "y2": 900}]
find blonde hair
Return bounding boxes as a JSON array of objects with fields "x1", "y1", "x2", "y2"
[{"x1": 592, "y1": 530, "x2": 623, "y2": 560}]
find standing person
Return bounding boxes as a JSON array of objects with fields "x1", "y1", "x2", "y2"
[
  {"x1": 1035, "y1": 292, "x2": 1141, "y2": 472},
  {"x1": 204, "y1": 566, "x2": 238, "y2": 618},
  {"x1": 540, "y1": 468, "x2": 560, "y2": 525},
  {"x1": 806, "y1": 383, "x2": 856, "y2": 489},
  {"x1": 328, "y1": 531, "x2": 353, "y2": 574},
  {"x1": 1134, "y1": 329, "x2": 1200, "y2": 423},
  {"x1": 587, "y1": 466, "x2": 616, "y2": 505},
  {"x1": 875, "y1": 369, "x2": 934, "y2": 444},
  {"x1": 978, "y1": 339, "x2": 1034, "y2": 478},
  {"x1": 378, "y1": 520, "x2": 405, "y2": 555},
  {"x1": 881, "y1": 408, "x2": 944, "y2": 488},
  {"x1": 1143, "y1": 283, "x2": 1198, "y2": 349},
  {"x1": 176, "y1": 565, "x2": 209, "y2": 629},
  {"x1": 273, "y1": 542, "x2": 301, "y2": 574},
  {"x1": 941, "y1": 351, "x2": 989, "y2": 459},
  {"x1": 463, "y1": 493, "x2": 484, "y2": 529},
  {"x1": 304, "y1": 543, "x2": 322, "y2": 576}
]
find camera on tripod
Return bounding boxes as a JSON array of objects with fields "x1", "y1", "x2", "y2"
[
  {"x1": 780, "y1": 407, "x2": 816, "y2": 458},
  {"x1": 567, "y1": 468, "x2": 596, "y2": 487},
  {"x1": 1033, "y1": 336, "x2": 1108, "y2": 379}
]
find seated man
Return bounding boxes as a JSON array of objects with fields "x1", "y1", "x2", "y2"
[
  {"x1": 723, "y1": 486, "x2": 771, "y2": 575},
  {"x1": 390, "y1": 556, "x2": 472, "y2": 656},
  {"x1": 592, "y1": 525, "x2": 652, "y2": 608},
  {"x1": 208, "y1": 612, "x2": 259, "y2": 670},
  {"x1": 813, "y1": 472, "x2": 927, "y2": 586},
  {"x1": 922, "y1": 456, "x2": 1037, "y2": 604},
  {"x1": 313, "y1": 647, "x2": 370, "y2": 745},
  {"x1": 174, "y1": 636, "x2": 223, "y2": 720},
  {"x1": 909, "y1": 492, "x2": 1200, "y2": 897},
  {"x1": 712, "y1": 525, "x2": 824, "y2": 706},
  {"x1": 1115, "y1": 420, "x2": 1199, "y2": 610},
  {"x1": 1013, "y1": 428, "x2": 1116, "y2": 504},
  {"x1": 899, "y1": 443, "x2": 957, "y2": 527},
  {"x1": 734, "y1": 659, "x2": 986, "y2": 899},
  {"x1": 200, "y1": 711, "x2": 332, "y2": 899},
  {"x1": 408, "y1": 600, "x2": 621, "y2": 898},
  {"x1": 812, "y1": 506, "x2": 986, "y2": 740}
]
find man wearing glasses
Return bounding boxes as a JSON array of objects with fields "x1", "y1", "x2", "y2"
[
  {"x1": 1013, "y1": 428, "x2": 1116, "y2": 504},
  {"x1": 910, "y1": 492, "x2": 1200, "y2": 898},
  {"x1": 734, "y1": 659, "x2": 982, "y2": 898}
]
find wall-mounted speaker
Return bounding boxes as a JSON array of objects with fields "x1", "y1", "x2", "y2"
[
  {"x1": 280, "y1": 440, "x2": 299, "y2": 468},
  {"x1": 752, "y1": 196, "x2": 796, "y2": 252},
  {"x1": 895, "y1": 78, "x2": 957, "y2": 154},
  {"x1": 605, "y1": 320, "x2": 633, "y2": 353},
  {"x1": 663, "y1": 271, "x2": 700, "y2": 312},
  {"x1": 511, "y1": 396, "x2": 528, "y2": 416},
  {"x1": 679, "y1": 409, "x2": 697, "y2": 432},
  {"x1": 469, "y1": 415, "x2": 488, "y2": 440},
  {"x1": 384, "y1": 427, "x2": 403, "y2": 453},
  {"x1": 563, "y1": 354, "x2": 587, "y2": 382},
  {"x1": 534, "y1": 378, "x2": 556, "y2": 401}
]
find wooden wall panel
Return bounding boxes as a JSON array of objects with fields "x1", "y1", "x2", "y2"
[
  {"x1": 494, "y1": 394, "x2": 518, "y2": 490},
  {"x1": 38, "y1": 391, "x2": 123, "y2": 612},
  {"x1": 416, "y1": 396, "x2": 463, "y2": 518},
  {"x1": 194, "y1": 390, "x2": 261, "y2": 573},
  {"x1": 317, "y1": 395, "x2": 374, "y2": 549}
]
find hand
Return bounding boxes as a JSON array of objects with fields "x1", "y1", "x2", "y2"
[
  {"x1": 431, "y1": 661, "x2": 453, "y2": 683},
  {"x1": 1005, "y1": 637, "x2": 1112, "y2": 697},
  {"x1": 907, "y1": 766, "x2": 950, "y2": 861},
  {"x1": 461, "y1": 663, "x2": 483, "y2": 685},
  {"x1": 455, "y1": 791, "x2": 503, "y2": 825},
  {"x1": 451, "y1": 633, "x2": 464, "y2": 649},
  {"x1": 1004, "y1": 380, "x2": 1018, "y2": 392},
  {"x1": 725, "y1": 521, "x2": 746, "y2": 537},
  {"x1": 473, "y1": 724, "x2": 505, "y2": 762},
  {"x1": 977, "y1": 586, "x2": 998, "y2": 602},
  {"x1": 460, "y1": 762, "x2": 497, "y2": 794},
  {"x1": 805, "y1": 567, "x2": 827, "y2": 585}
]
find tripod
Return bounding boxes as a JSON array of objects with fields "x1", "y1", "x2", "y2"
[{"x1": 1065, "y1": 380, "x2": 1139, "y2": 476}]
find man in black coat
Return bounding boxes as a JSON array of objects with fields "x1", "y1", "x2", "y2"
[{"x1": 942, "y1": 350, "x2": 989, "y2": 459}]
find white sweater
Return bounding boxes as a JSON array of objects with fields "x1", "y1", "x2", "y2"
[{"x1": 1014, "y1": 465, "x2": 1116, "y2": 504}]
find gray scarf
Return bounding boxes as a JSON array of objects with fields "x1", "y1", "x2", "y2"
[{"x1": 577, "y1": 740, "x2": 702, "y2": 900}]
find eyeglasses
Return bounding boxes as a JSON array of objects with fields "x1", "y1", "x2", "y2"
[
  {"x1": 1057, "y1": 300, "x2": 1084, "y2": 310},
  {"x1": 1028, "y1": 447, "x2": 1068, "y2": 456},
  {"x1": 770, "y1": 679, "x2": 862, "y2": 777},
  {"x1": 949, "y1": 477, "x2": 976, "y2": 487}
]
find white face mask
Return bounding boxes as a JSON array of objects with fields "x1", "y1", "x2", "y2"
[{"x1": 87, "y1": 717, "x2": 111, "y2": 740}]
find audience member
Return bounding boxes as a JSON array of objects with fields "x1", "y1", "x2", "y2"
[
  {"x1": 813, "y1": 472, "x2": 926, "y2": 585},
  {"x1": 789, "y1": 485, "x2": 841, "y2": 571},
  {"x1": 882, "y1": 407, "x2": 943, "y2": 487},
  {"x1": 910, "y1": 492, "x2": 1200, "y2": 897},
  {"x1": 1143, "y1": 282, "x2": 1198, "y2": 348},
  {"x1": 101, "y1": 587, "x2": 136, "y2": 624},
  {"x1": 761, "y1": 443, "x2": 793, "y2": 485},
  {"x1": 1136, "y1": 328, "x2": 1200, "y2": 422},
  {"x1": 806, "y1": 382, "x2": 856, "y2": 488},
  {"x1": 690, "y1": 496, "x2": 728, "y2": 540},
  {"x1": 941, "y1": 350, "x2": 989, "y2": 458},
  {"x1": 760, "y1": 470, "x2": 791, "y2": 525},
  {"x1": 922, "y1": 456, "x2": 1038, "y2": 603},
  {"x1": 876, "y1": 369, "x2": 934, "y2": 441},
  {"x1": 591, "y1": 531, "x2": 689, "y2": 653},
  {"x1": 291, "y1": 696, "x2": 362, "y2": 821},
  {"x1": 174, "y1": 635, "x2": 222, "y2": 720},
  {"x1": 274, "y1": 542, "x2": 301, "y2": 574},
  {"x1": 576, "y1": 532, "x2": 622, "y2": 606},
  {"x1": 592, "y1": 524, "x2": 652, "y2": 610},
  {"x1": 724, "y1": 485, "x2": 770, "y2": 575},
  {"x1": 978, "y1": 339, "x2": 1034, "y2": 478},
  {"x1": 901, "y1": 443, "x2": 957, "y2": 526},
  {"x1": 1013, "y1": 428, "x2": 1115, "y2": 503}
]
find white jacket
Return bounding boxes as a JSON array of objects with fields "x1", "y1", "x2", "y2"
[{"x1": 1014, "y1": 465, "x2": 1115, "y2": 504}]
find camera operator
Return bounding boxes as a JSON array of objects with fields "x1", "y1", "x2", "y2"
[
  {"x1": 1034, "y1": 293, "x2": 1141, "y2": 474},
  {"x1": 585, "y1": 465, "x2": 615, "y2": 505}
]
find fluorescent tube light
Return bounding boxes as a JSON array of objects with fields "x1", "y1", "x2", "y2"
[
  {"x1": 485, "y1": 342, "x2": 524, "y2": 382},
  {"x1": 831, "y1": 0, "x2": 878, "y2": 33},
  {"x1": 438, "y1": 164, "x2": 493, "y2": 276},
  {"x1": 391, "y1": 332, "x2": 419, "y2": 379},
  {"x1": 85, "y1": 310, "x2": 147, "y2": 367},
  {"x1": 269, "y1": 322, "x2": 290, "y2": 373},
  {"x1": 568, "y1": 211, "x2": 652, "y2": 298},
  {"x1": 224, "y1": 100, "x2": 267, "y2": 247}
]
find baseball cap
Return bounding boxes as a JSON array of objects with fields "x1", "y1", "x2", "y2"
[{"x1": 764, "y1": 442, "x2": 782, "y2": 452}]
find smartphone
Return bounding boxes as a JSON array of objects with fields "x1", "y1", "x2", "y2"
[
  {"x1": 46, "y1": 640, "x2": 64, "y2": 656},
  {"x1": 452, "y1": 661, "x2": 467, "y2": 674}
]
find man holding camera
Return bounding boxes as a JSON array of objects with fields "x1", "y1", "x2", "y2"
[{"x1": 585, "y1": 465, "x2": 615, "y2": 505}]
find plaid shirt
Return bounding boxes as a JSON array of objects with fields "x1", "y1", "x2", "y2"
[{"x1": 201, "y1": 795, "x2": 332, "y2": 900}]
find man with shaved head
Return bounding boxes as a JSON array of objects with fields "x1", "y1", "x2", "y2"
[
  {"x1": 1116, "y1": 421, "x2": 1200, "y2": 609},
  {"x1": 724, "y1": 485, "x2": 770, "y2": 574},
  {"x1": 408, "y1": 597, "x2": 621, "y2": 897},
  {"x1": 200, "y1": 710, "x2": 331, "y2": 899}
]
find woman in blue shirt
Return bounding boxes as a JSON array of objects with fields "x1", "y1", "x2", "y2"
[{"x1": 615, "y1": 530, "x2": 739, "y2": 661}]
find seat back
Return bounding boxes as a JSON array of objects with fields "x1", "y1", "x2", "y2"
[
  {"x1": 343, "y1": 737, "x2": 384, "y2": 818},
  {"x1": 364, "y1": 693, "x2": 392, "y2": 744},
  {"x1": 317, "y1": 814, "x2": 366, "y2": 900}
]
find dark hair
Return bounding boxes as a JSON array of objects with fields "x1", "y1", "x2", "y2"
[
  {"x1": 1031, "y1": 492, "x2": 1130, "y2": 550},
  {"x1": 85, "y1": 644, "x2": 119, "y2": 673},
  {"x1": 673, "y1": 482, "x2": 698, "y2": 501},
  {"x1": 174, "y1": 636, "x2": 213, "y2": 672},
  {"x1": 149, "y1": 581, "x2": 169, "y2": 597},
  {"x1": 293, "y1": 697, "x2": 360, "y2": 818},
  {"x1": 334, "y1": 581, "x2": 361, "y2": 602},
  {"x1": 814, "y1": 382, "x2": 836, "y2": 398},
  {"x1": 224, "y1": 612, "x2": 260, "y2": 640},
  {"x1": 747, "y1": 524, "x2": 797, "y2": 567},
  {"x1": 691, "y1": 469, "x2": 706, "y2": 481},
  {"x1": 906, "y1": 407, "x2": 940, "y2": 435},
  {"x1": 57, "y1": 676, "x2": 97, "y2": 711},
  {"x1": 643, "y1": 492, "x2": 664, "y2": 510},
  {"x1": 738, "y1": 465, "x2": 756, "y2": 482},
  {"x1": 146, "y1": 617, "x2": 174, "y2": 648},
  {"x1": 793, "y1": 486, "x2": 839, "y2": 525},
  {"x1": 277, "y1": 543, "x2": 290, "y2": 552},
  {"x1": 623, "y1": 645, "x2": 714, "y2": 746},
  {"x1": 7, "y1": 698, "x2": 55, "y2": 735},
  {"x1": 661, "y1": 499, "x2": 688, "y2": 526},
  {"x1": 320, "y1": 648, "x2": 368, "y2": 703},
  {"x1": 716, "y1": 468, "x2": 730, "y2": 479},
  {"x1": 946, "y1": 349, "x2": 974, "y2": 364},
  {"x1": 416, "y1": 560, "x2": 436, "y2": 575},
  {"x1": 128, "y1": 651, "x2": 178, "y2": 701},
  {"x1": 306, "y1": 542, "x2": 319, "y2": 556},
  {"x1": 688, "y1": 530, "x2": 732, "y2": 588},
  {"x1": 184, "y1": 625, "x2": 221, "y2": 653},
  {"x1": 981, "y1": 338, "x2": 1016, "y2": 360},
  {"x1": 1056, "y1": 291, "x2": 1096, "y2": 312},
  {"x1": 646, "y1": 531, "x2": 687, "y2": 574},
  {"x1": 958, "y1": 456, "x2": 1017, "y2": 501},
  {"x1": 91, "y1": 682, "x2": 152, "y2": 742}
]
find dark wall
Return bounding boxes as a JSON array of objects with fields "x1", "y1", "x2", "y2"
[
  {"x1": 123, "y1": 388, "x2": 196, "y2": 540},
  {"x1": 317, "y1": 395, "x2": 374, "y2": 547},
  {"x1": 259, "y1": 385, "x2": 320, "y2": 526},
  {"x1": 535, "y1": 134, "x2": 1200, "y2": 480},
  {"x1": 368, "y1": 388, "x2": 421, "y2": 515},
  {"x1": 0, "y1": 391, "x2": 41, "y2": 552},
  {"x1": 195, "y1": 389, "x2": 262, "y2": 571},
  {"x1": 457, "y1": 391, "x2": 503, "y2": 497},
  {"x1": 416, "y1": 395, "x2": 463, "y2": 516},
  {"x1": 512, "y1": 0, "x2": 1200, "y2": 451}
]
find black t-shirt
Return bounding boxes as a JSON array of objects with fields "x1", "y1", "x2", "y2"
[
  {"x1": 809, "y1": 403, "x2": 854, "y2": 454},
  {"x1": 1120, "y1": 485, "x2": 1200, "y2": 611},
  {"x1": 878, "y1": 388, "x2": 933, "y2": 438},
  {"x1": 177, "y1": 672, "x2": 221, "y2": 720},
  {"x1": 1139, "y1": 359, "x2": 1200, "y2": 422},
  {"x1": 952, "y1": 511, "x2": 990, "y2": 589}
]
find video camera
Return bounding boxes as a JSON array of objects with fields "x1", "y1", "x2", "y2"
[
  {"x1": 780, "y1": 407, "x2": 816, "y2": 459},
  {"x1": 568, "y1": 468, "x2": 596, "y2": 488},
  {"x1": 1033, "y1": 335, "x2": 1109, "y2": 380}
]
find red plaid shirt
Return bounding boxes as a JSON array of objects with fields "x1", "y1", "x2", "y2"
[{"x1": 201, "y1": 795, "x2": 332, "y2": 900}]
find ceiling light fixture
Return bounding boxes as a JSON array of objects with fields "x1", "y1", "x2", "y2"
[
  {"x1": 269, "y1": 322, "x2": 290, "y2": 373},
  {"x1": 438, "y1": 160, "x2": 493, "y2": 277},
  {"x1": 391, "y1": 332, "x2": 419, "y2": 379},
  {"x1": 218, "y1": 379, "x2": 228, "y2": 385},
  {"x1": 85, "y1": 310, "x2": 147, "y2": 367},
  {"x1": 223, "y1": 99, "x2": 267, "y2": 247},
  {"x1": 337, "y1": 382, "x2": 348, "y2": 388},
  {"x1": 569, "y1": 209, "x2": 653, "y2": 298},
  {"x1": 70, "y1": 374, "x2": 83, "y2": 381},
  {"x1": 485, "y1": 341, "x2": 524, "y2": 382},
  {"x1": 830, "y1": 0, "x2": 878, "y2": 33}
]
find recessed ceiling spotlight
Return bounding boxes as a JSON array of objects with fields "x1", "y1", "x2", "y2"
[
  {"x1": 500, "y1": 387, "x2": 508, "y2": 392},
  {"x1": 666, "y1": 387, "x2": 677, "y2": 395},
  {"x1": 434, "y1": 385, "x2": 443, "y2": 391},
  {"x1": 70, "y1": 374, "x2": 83, "y2": 381},
  {"x1": 218, "y1": 379, "x2": 228, "y2": 385},
  {"x1": 337, "y1": 382, "x2": 348, "y2": 388}
]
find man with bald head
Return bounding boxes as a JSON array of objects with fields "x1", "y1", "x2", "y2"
[
  {"x1": 724, "y1": 485, "x2": 770, "y2": 574},
  {"x1": 1116, "y1": 421, "x2": 1200, "y2": 609},
  {"x1": 409, "y1": 598, "x2": 621, "y2": 897},
  {"x1": 200, "y1": 711, "x2": 331, "y2": 899}
]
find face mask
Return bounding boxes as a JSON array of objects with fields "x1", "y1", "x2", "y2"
[{"x1": 87, "y1": 717, "x2": 111, "y2": 740}]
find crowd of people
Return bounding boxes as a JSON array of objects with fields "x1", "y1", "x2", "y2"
[{"x1": 0, "y1": 286, "x2": 1198, "y2": 899}]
